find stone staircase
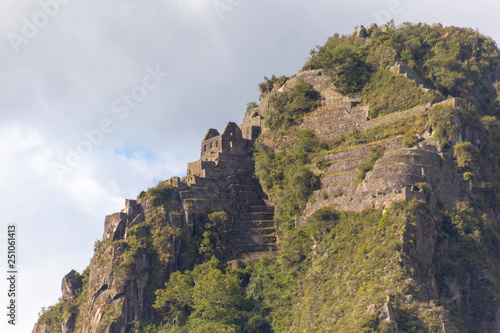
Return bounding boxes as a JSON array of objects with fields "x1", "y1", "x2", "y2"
[
  {"x1": 228, "y1": 202, "x2": 277, "y2": 260},
  {"x1": 180, "y1": 149, "x2": 277, "y2": 262}
]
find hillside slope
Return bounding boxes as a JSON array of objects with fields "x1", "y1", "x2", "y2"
[{"x1": 34, "y1": 22, "x2": 500, "y2": 333}]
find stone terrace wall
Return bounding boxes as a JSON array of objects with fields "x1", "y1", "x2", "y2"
[
  {"x1": 306, "y1": 143, "x2": 463, "y2": 215},
  {"x1": 303, "y1": 98, "x2": 466, "y2": 215},
  {"x1": 361, "y1": 104, "x2": 430, "y2": 131},
  {"x1": 253, "y1": 69, "x2": 347, "y2": 119},
  {"x1": 251, "y1": 69, "x2": 466, "y2": 215},
  {"x1": 390, "y1": 60, "x2": 426, "y2": 87}
]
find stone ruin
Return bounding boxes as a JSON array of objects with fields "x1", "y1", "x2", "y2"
[
  {"x1": 248, "y1": 69, "x2": 472, "y2": 225},
  {"x1": 41, "y1": 24, "x2": 489, "y2": 333},
  {"x1": 103, "y1": 117, "x2": 276, "y2": 262},
  {"x1": 104, "y1": 68, "x2": 474, "y2": 256}
]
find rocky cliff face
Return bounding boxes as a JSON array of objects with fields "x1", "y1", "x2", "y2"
[
  {"x1": 33, "y1": 124, "x2": 276, "y2": 332},
  {"x1": 75, "y1": 198, "x2": 156, "y2": 333},
  {"x1": 253, "y1": 69, "x2": 474, "y2": 217},
  {"x1": 34, "y1": 23, "x2": 500, "y2": 333}
]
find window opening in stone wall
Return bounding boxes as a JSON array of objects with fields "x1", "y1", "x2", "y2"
[
  {"x1": 210, "y1": 142, "x2": 212, "y2": 149},
  {"x1": 204, "y1": 145, "x2": 206, "y2": 151},
  {"x1": 215, "y1": 140, "x2": 218, "y2": 147},
  {"x1": 230, "y1": 141, "x2": 233, "y2": 148}
]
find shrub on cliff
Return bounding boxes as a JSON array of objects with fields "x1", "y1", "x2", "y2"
[
  {"x1": 427, "y1": 104, "x2": 456, "y2": 150},
  {"x1": 361, "y1": 69, "x2": 442, "y2": 118},
  {"x1": 154, "y1": 258, "x2": 246, "y2": 330},
  {"x1": 144, "y1": 181, "x2": 174, "y2": 206},
  {"x1": 354, "y1": 145, "x2": 386, "y2": 184},
  {"x1": 265, "y1": 78, "x2": 319, "y2": 131},
  {"x1": 454, "y1": 142, "x2": 480, "y2": 172},
  {"x1": 245, "y1": 101, "x2": 258, "y2": 116},
  {"x1": 309, "y1": 35, "x2": 372, "y2": 95},
  {"x1": 309, "y1": 23, "x2": 500, "y2": 115},
  {"x1": 258, "y1": 74, "x2": 288, "y2": 99},
  {"x1": 254, "y1": 130, "x2": 321, "y2": 229}
]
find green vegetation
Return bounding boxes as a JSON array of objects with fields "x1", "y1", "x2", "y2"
[
  {"x1": 118, "y1": 183, "x2": 177, "y2": 284},
  {"x1": 433, "y1": 201, "x2": 500, "y2": 332},
  {"x1": 197, "y1": 211, "x2": 230, "y2": 262},
  {"x1": 232, "y1": 199, "x2": 500, "y2": 332},
  {"x1": 454, "y1": 142, "x2": 480, "y2": 171},
  {"x1": 308, "y1": 36, "x2": 372, "y2": 94},
  {"x1": 426, "y1": 104, "x2": 456, "y2": 150},
  {"x1": 427, "y1": 103, "x2": 483, "y2": 151},
  {"x1": 482, "y1": 115, "x2": 500, "y2": 155},
  {"x1": 243, "y1": 201, "x2": 442, "y2": 332},
  {"x1": 354, "y1": 145, "x2": 386, "y2": 184},
  {"x1": 143, "y1": 180, "x2": 174, "y2": 205},
  {"x1": 35, "y1": 268, "x2": 89, "y2": 333},
  {"x1": 258, "y1": 75, "x2": 288, "y2": 99},
  {"x1": 309, "y1": 22, "x2": 500, "y2": 116},
  {"x1": 254, "y1": 130, "x2": 323, "y2": 230},
  {"x1": 121, "y1": 197, "x2": 500, "y2": 332},
  {"x1": 36, "y1": 23, "x2": 500, "y2": 333},
  {"x1": 154, "y1": 257, "x2": 246, "y2": 332},
  {"x1": 177, "y1": 210, "x2": 233, "y2": 271},
  {"x1": 265, "y1": 78, "x2": 320, "y2": 131},
  {"x1": 146, "y1": 199, "x2": 498, "y2": 332},
  {"x1": 245, "y1": 101, "x2": 259, "y2": 116},
  {"x1": 361, "y1": 69, "x2": 442, "y2": 118},
  {"x1": 402, "y1": 131, "x2": 419, "y2": 148},
  {"x1": 327, "y1": 114, "x2": 426, "y2": 152}
]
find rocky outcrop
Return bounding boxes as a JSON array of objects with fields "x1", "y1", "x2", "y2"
[
  {"x1": 379, "y1": 296, "x2": 398, "y2": 333},
  {"x1": 43, "y1": 119, "x2": 276, "y2": 332},
  {"x1": 32, "y1": 324, "x2": 48, "y2": 333},
  {"x1": 353, "y1": 23, "x2": 379, "y2": 38},
  {"x1": 390, "y1": 60, "x2": 427, "y2": 88},
  {"x1": 61, "y1": 270, "x2": 83, "y2": 302},
  {"x1": 357, "y1": 145, "x2": 463, "y2": 210},
  {"x1": 76, "y1": 201, "x2": 152, "y2": 332},
  {"x1": 61, "y1": 314, "x2": 76, "y2": 333},
  {"x1": 354, "y1": 25, "x2": 368, "y2": 38},
  {"x1": 33, "y1": 22, "x2": 500, "y2": 333}
]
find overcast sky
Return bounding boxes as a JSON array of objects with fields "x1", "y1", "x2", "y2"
[{"x1": 0, "y1": 0, "x2": 499, "y2": 331}]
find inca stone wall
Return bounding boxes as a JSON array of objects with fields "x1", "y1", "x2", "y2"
[
  {"x1": 245, "y1": 68, "x2": 468, "y2": 219},
  {"x1": 262, "y1": 70, "x2": 470, "y2": 219},
  {"x1": 302, "y1": 98, "x2": 468, "y2": 217},
  {"x1": 390, "y1": 60, "x2": 427, "y2": 87},
  {"x1": 56, "y1": 120, "x2": 277, "y2": 333},
  {"x1": 181, "y1": 122, "x2": 277, "y2": 260},
  {"x1": 37, "y1": 67, "x2": 477, "y2": 333}
]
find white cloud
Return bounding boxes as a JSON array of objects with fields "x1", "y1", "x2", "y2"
[
  {"x1": 0, "y1": 127, "x2": 43, "y2": 186},
  {"x1": 0, "y1": 126, "x2": 43, "y2": 154}
]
